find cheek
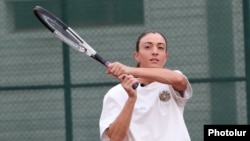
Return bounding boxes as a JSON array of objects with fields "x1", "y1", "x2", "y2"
[
  {"x1": 161, "y1": 54, "x2": 167, "y2": 60},
  {"x1": 139, "y1": 54, "x2": 150, "y2": 63},
  {"x1": 160, "y1": 54, "x2": 167, "y2": 63},
  {"x1": 135, "y1": 51, "x2": 145, "y2": 61}
]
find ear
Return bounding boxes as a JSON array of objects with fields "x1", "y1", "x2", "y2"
[{"x1": 133, "y1": 51, "x2": 140, "y2": 62}]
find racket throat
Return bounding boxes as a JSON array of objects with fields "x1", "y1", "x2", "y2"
[{"x1": 92, "y1": 53, "x2": 109, "y2": 67}]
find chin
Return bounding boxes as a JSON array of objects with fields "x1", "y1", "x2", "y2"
[{"x1": 147, "y1": 64, "x2": 162, "y2": 68}]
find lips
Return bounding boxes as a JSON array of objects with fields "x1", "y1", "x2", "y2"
[{"x1": 149, "y1": 58, "x2": 159, "y2": 62}]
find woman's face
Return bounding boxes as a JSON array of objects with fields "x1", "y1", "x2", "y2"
[{"x1": 134, "y1": 33, "x2": 168, "y2": 68}]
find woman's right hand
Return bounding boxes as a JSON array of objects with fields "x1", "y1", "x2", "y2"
[{"x1": 106, "y1": 62, "x2": 132, "y2": 77}]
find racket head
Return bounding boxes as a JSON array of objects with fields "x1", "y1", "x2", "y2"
[
  {"x1": 33, "y1": 6, "x2": 138, "y2": 89},
  {"x1": 33, "y1": 6, "x2": 67, "y2": 33},
  {"x1": 33, "y1": 6, "x2": 96, "y2": 56}
]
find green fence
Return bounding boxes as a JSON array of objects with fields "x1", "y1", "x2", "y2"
[{"x1": 0, "y1": 0, "x2": 249, "y2": 141}]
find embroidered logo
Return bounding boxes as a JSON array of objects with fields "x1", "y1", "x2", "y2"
[{"x1": 159, "y1": 90, "x2": 171, "y2": 101}]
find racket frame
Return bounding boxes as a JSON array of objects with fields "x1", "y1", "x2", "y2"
[{"x1": 33, "y1": 6, "x2": 138, "y2": 89}]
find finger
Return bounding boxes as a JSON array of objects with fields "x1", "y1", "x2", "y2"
[
  {"x1": 106, "y1": 62, "x2": 113, "y2": 74},
  {"x1": 121, "y1": 75, "x2": 138, "y2": 90},
  {"x1": 118, "y1": 74, "x2": 127, "y2": 81},
  {"x1": 107, "y1": 64, "x2": 117, "y2": 75},
  {"x1": 126, "y1": 75, "x2": 139, "y2": 89}
]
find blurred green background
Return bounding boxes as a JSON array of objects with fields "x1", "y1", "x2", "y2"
[{"x1": 0, "y1": 0, "x2": 249, "y2": 141}]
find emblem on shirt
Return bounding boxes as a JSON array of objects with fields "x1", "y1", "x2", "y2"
[{"x1": 159, "y1": 91, "x2": 171, "y2": 101}]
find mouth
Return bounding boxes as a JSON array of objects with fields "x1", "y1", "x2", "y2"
[{"x1": 149, "y1": 58, "x2": 159, "y2": 63}]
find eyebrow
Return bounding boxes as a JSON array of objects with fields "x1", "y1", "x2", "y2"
[{"x1": 143, "y1": 42, "x2": 166, "y2": 46}]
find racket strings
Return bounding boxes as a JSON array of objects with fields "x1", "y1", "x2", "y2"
[
  {"x1": 67, "y1": 28, "x2": 97, "y2": 56},
  {"x1": 54, "y1": 30, "x2": 87, "y2": 53},
  {"x1": 34, "y1": 6, "x2": 97, "y2": 57}
]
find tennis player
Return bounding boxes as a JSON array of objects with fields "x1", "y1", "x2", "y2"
[{"x1": 99, "y1": 30, "x2": 193, "y2": 141}]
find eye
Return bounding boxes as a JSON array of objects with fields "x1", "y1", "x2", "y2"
[
  {"x1": 144, "y1": 45, "x2": 151, "y2": 49},
  {"x1": 158, "y1": 46, "x2": 165, "y2": 50}
]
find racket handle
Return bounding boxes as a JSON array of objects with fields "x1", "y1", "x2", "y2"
[
  {"x1": 93, "y1": 53, "x2": 109, "y2": 67},
  {"x1": 132, "y1": 82, "x2": 139, "y2": 89}
]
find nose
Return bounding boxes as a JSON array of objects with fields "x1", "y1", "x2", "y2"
[{"x1": 152, "y1": 46, "x2": 158, "y2": 55}]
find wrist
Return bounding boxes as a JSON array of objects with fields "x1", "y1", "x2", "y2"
[
  {"x1": 127, "y1": 67, "x2": 135, "y2": 76},
  {"x1": 127, "y1": 96, "x2": 137, "y2": 103}
]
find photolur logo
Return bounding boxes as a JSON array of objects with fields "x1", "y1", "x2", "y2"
[
  {"x1": 204, "y1": 125, "x2": 250, "y2": 141},
  {"x1": 208, "y1": 129, "x2": 247, "y2": 136}
]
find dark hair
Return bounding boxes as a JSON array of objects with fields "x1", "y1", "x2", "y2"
[{"x1": 135, "y1": 30, "x2": 168, "y2": 67}]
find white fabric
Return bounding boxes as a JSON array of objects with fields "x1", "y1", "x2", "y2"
[{"x1": 99, "y1": 72, "x2": 193, "y2": 141}]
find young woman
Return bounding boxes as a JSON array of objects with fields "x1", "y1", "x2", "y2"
[{"x1": 99, "y1": 30, "x2": 193, "y2": 141}]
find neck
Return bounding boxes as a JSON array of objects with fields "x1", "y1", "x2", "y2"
[{"x1": 137, "y1": 78, "x2": 152, "y2": 86}]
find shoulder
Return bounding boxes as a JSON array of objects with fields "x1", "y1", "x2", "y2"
[
  {"x1": 171, "y1": 70, "x2": 193, "y2": 99},
  {"x1": 106, "y1": 84, "x2": 124, "y2": 94},
  {"x1": 104, "y1": 84, "x2": 128, "y2": 102},
  {"x1": 173, "y1": 70, "x2": 183, "y2": 74}
]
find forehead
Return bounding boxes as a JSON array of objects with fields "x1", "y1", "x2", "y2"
[{"x1": 140, "y1": 33, "x2": 166, "y2": 44}]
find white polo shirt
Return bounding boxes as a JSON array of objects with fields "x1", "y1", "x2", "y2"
[{"x1": 99, "y1": 76, "x2": 192, "y2": 141}]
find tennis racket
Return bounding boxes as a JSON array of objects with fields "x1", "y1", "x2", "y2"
[{"x1": 33, "y1": 6, "x2": 138, "y2": 89}]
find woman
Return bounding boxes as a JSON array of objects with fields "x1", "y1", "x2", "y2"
[{"x1": 99, "y1": 30, "x2": 193, "y2": 141}]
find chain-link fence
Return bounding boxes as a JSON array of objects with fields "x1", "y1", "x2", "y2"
[{"x1": 0, "y1": 0, "x2": 248, "y2": 141}]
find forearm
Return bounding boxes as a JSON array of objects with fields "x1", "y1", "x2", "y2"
[
  {"x1": 108, "y1": 97, "x2": 136, "y2": 141},
  {"x1": 130, "y1": 67, "x2": 188, "y2": 92}
]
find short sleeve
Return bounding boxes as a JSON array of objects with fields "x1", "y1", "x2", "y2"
[{"x1": 172, "y1": 70, "x2": 193, "y2": 107}]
